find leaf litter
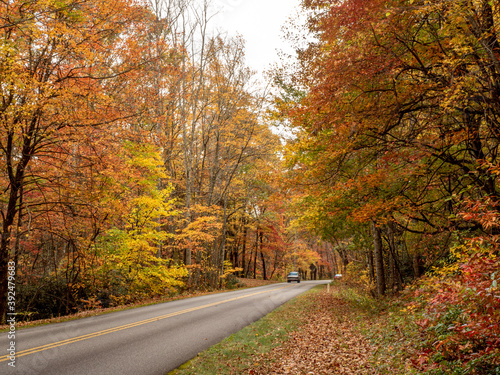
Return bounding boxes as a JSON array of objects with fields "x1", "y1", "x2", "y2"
[{"x1": 248, "y1": 289, "x2": 377, "y2": 375}]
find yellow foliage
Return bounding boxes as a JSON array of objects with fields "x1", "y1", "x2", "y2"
[
  {"x1": 345, "y1": 262, "x2": 375, "y2": 292},
  {"x1": 220, "y1": 260, "x2": 243, "y2": 279},
  {"x1": 431, "y1": 244, "x2": 498, "y2": 278}
]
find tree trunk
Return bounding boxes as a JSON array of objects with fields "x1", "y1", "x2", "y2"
[
  {"x1": 0, "y1": 132, "x2": 31, "y2": 322},
  {"x1": 219, "y1": 196, "x2": 228, "y2": 286},
  {"x1": 240, "y1": 224, "x2": 247, "y2": 277},
  {"x1": 413, "y1": 254, "x2": 423, "y2": 278},
  {"x1": 387, "y1": 222, "x2": 403, "y2": 291},
  {"x1": 371, "y1": 221, "x2": 386, "y2": 297},
  {"x1": 367, "y1": 247, "x2": 375, "y2": 285},
  {"x1": 260, "y1": 251, "x2": 267, "y2": 280},
  {"x1": 253, "y1": 231, "x2": 258, "y2": 279}
]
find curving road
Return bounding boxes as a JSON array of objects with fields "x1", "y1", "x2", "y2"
[{"x1": 1, "y1": 280, "x2": 329, "y2": 375}]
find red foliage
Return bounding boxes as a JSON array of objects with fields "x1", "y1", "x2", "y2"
[
  {"x1": 409, "y1": 257, "x2": 499, "y2": 373},
  {"x1": 410, "y1": 200, "x2": 500, "y2": 372}
]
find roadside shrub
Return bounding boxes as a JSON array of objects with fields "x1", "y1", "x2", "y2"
[
  {"x1": 409, "y1": 249, "x2": 500, "y2": 374},
  {"x1": 222, "y1": 274, "x2": 243, "y2": 289},
  {"x1": 17, "y1": 275, "x2": 86, "y2": 320}
]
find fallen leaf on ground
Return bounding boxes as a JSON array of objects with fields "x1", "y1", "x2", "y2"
[{"x1": 248, "y1": 290, "x2": 378, "y2": 375}]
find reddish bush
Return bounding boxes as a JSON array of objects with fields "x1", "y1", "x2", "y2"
[{"x1": 410, "y1": 252, "x2": 500, "y2": 373}]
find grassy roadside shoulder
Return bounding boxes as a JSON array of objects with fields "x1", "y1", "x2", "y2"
[
  {"x1": 169, "y1": 285, "x2": 325, "y2": 375},
  {"x1": 330, "y1": 286, "x2": 421, "y2": 374}
]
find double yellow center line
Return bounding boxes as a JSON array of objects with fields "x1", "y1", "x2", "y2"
[{"x1": 0, "y1": 285, "x2": 291, "y2": 362}]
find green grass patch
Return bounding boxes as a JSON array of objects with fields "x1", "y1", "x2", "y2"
[
  {"x1": 363, "y1": 302, "x2": 422, "y2": 374},
  {"x1": 331, "y1": 284, "x2": 388, "y2": 315},
  {"x1": 169, "y1": 285, "x2": 325, "y2": 375},
  {"x1": 331, "y1": 284, "x2": 422, "y2": 374}
]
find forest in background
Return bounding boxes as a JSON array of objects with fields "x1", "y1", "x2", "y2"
[{"x1": 1, "y1": 0, "x2": 499, "y2": 371}]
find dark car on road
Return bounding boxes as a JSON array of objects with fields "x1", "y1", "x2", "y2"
[{"x1": 286, "y1": 271, "x2": 301, "y2": 283}]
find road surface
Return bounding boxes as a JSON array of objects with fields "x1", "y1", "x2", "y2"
[{"x1": 1, "y1": 280, "x2": 329, "y2": 375}]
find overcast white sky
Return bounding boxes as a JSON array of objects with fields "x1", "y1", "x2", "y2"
[{"x1": 212, "y1": 0, "x2": 302, "y2": 77}]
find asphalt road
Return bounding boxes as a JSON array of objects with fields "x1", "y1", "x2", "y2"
[{"x1": 1, "y1": 280, "x2": 329, "y2": 375}]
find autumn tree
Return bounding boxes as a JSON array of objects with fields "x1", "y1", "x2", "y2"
[
  {"x1": 274, "y1": 0, "x2": 500, "y2": 295},
  {"x1": 0, "y1": 0, "x2": 160, "y2": 320}
]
